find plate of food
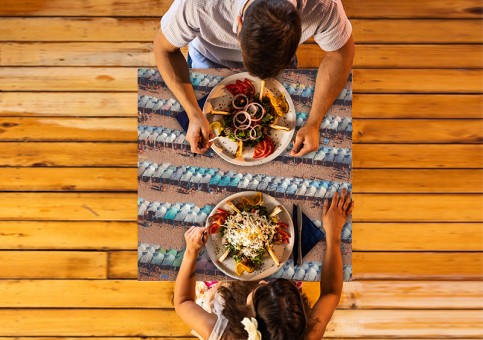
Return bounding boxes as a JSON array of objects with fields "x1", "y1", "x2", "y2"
[
  {"x1": 203, "y1": 72, "x2": 296, "y2": 166},
  {"x1": 205, "y1": 191, "x2": 294, "y2": 280}
]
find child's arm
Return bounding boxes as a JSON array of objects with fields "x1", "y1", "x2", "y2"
[
  {"x1": 174, "y1": 226, "x2": 217, "y2": 339},
  {"x1": 305, "y1": 189, "x2": 353, "y2": 340}
]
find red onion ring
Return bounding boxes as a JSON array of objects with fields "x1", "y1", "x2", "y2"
[
  {"x1": 233, "y1": 111, "x2": 251, "y2": 128},
  {"x1": 249, "y1": 126, "x2": 262, "y2": 140},
  {"x1": 232, "y1": 94, "x2": 248, "y2": 109},
  {"x1": 244, "y1": 102, "x2": 265, "y2": 122}
]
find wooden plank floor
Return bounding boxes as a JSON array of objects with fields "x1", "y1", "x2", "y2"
[{"x1": 0, "y1": 0, "x2": 482, "y2": 338}]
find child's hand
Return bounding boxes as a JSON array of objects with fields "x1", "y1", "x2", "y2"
[
  {"x1": 322, "y1": 188, "x2": 353, "y2": 242},
  {"x1": 184, "y1": 226, "x2": 208, "y2": 255}
]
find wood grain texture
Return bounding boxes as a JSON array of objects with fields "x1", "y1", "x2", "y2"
[
  {"x1": 1, "y1": 118, "x2": 480, "y2": 144},
  {"x1": 352, "y1": 169, "x2": 483, "y2": 193},
  {"x1": 0, "y1": 309, "x2": 480, "y2": 337},
  {"x1": 353, "y1": 119, "x2": 483, "y2": 143},
  {"x1": 0, "y1": 117, "x2": 136, "y2": 141},
  {"x1": 353, "y1": 69, "x2": 483, "y2": 93},
  {"x1": 353, "y1": 252, "x2": 482, "y2": 280},
  {"x1": 0, "y1": 92, "x2": 136, "y2": 117},
  {"x1": 301, "y1": 44, "x2": 483, "y2": 69},
  {"x1": 354, "y1": 194, "x2": 482, "y2": 223},
  {"x1": 109, "y1": 250, "x2": 483, "y2": 280},
  {"x1": 0, "y1": 167, "x2": 137, "y2": 191},
  {"x1": 1, "y1": 168, "x2": 481, "y2": 193},
  {"x1": 2, "y1": 68, "x2": 482, "y2": 93},
  {"x1": 2, "y1": 43, "x2": 482, "y2": 69},
  {"x1": 0, "y1": 280, "x2": 481, "y2": 309},
  {"x1": 1, "y1": 0, "x2": 482, "y2": 18},
  {"x1": 353, "y1": 144, "x2": 483, "y2": 168},
  {"x1": 0, "y1": 193, "x2": 136, "y2": 221},
  {"x1": 0, "y1": 193, "x2": 479, "y2": 222},
  {"x1": 0, "y1": 251, "x2": 107, "y2": 279},
  {"x1": 353, "y1": 94, "x2": 483, "y2": 118},
  {"x1": 353, "y1": 223, "x2": 483, "y2": 251},
  {"x1": 2, "y1": 143, "x2": 481, "y2": 168},
  {"x1": 1, "y1": 221, "x2": 479, "y2": 251},
  {"x1": 3, "y1": 93, "x2": 480, "y2": 118},
  {"x1": 0, "y1": 221, "x2": 136, "y2": 250},
  {"x1": 1, "y1": 18, "x2": 481, "y2": 43},
  {"x1": 0, "y1": 142, "x2": 137, "y2": 167},
  {"x1": 0, "y1": 67, "x2": 137, "y2": 91}
]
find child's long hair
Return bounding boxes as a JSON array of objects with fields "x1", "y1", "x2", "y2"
[
  {"x1": 217, "y1": 279, "x2": 309, "y2": 339},
  {"x1": 253, "y1": 279, "x2": 309, "y2": 339}
]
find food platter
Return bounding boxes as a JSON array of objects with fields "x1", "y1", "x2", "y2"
[
  {"x1": 203, "y1": 72, "x2": 296, "y2": 166},
  {"x1": 205, "y1": 191, "x2": 294, "y2": 281}
]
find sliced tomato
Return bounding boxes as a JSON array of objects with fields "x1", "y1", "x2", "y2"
[
  {"x1": 261, "y1": 136, "x2": 275, "y2": 158},
  {"x1": 277, "y1": 222, "x2": 289, "y2": 230},
  {"x1": 243, "y1": 79, "x2": 255, "y2": 96},
  {"x1": 208, "y1": 223, "x2": 221, "y2": 234},
  {"x1": 253, "y1": 139, "x2": 267, "y2": 158},
  {"x1": 225, "y1": 84, "x2": 239, "y2": 96},
  {"x1": 235, "y1": 80, "x2": 248, "y2": 93}
]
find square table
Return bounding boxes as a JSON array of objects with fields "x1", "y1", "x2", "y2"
[{"x1": 137, "y1": 68, "x2": 352, "y2": 281}]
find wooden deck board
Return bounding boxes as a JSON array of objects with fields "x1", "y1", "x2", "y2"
[
  {"x1": 0, "y1": 0, "x2": 481, "y2": 337},
  {"x1": 1, "y1": 68, "x2": 482, "y2": 93},
  {"x1": 1, "y1": 18, "x2": 481, "y2": 43},
  {"x1": 2, "y1": 43, "x2": 482, "y2": 69},
  {"x1": 2, "y1": 143, "x2": 481, "y2": 168},
  {"x1": 2, "y1": 93, "x2": 481, "y2": 118},
  {"x1": 0, "y1": 280, "x2": 481, "y2": 309},
  {"x1": 0, "y1": 193, "x2": 480, "y2": 222},
  {"x1": 0, "y1": 251, "x2": 107, "y2": 279},
  {"x1": 109, "y1": 250, "x2": 483, "y2": 280},
  {"x1": 1, "y1": 0, "x2": 481, "y2": 18}
]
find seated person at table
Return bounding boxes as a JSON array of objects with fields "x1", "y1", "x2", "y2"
[
  {"x1": 174, "y1": 189, "x2": 354, "y2": 340},
  {"x1": 153, "y1": 0, "x2": 354, "y2": 155}
]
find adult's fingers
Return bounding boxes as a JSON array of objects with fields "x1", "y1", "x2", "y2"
[
  {"x1": 289, "y1": 134, "x2": 304, "y2": 156},
  {"x1": 185, "y1": 226, "x2": 196, "y2": 236},
  {"x1": 323, "y1": 198, "x2": 329, "y2": 216},
  {"x1": 291, "y1": 144, "x2": 314, "y2": 157},
  {"x1": 201, "y1": 126, "x2": 213, "y2": 149}
]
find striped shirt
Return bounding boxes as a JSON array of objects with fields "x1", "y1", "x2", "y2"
[{"x1": 161, "y1": 0, "x2": 352, "y2": 68}]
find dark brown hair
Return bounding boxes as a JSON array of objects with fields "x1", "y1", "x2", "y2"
[
  {"x1": 240, "y1": 0, "x2": 302, "y2": 79},
  {"x1": 217, "y1": 279, "x2": 309, "y2": 339},
  {"x1": 253, "y1": 279, "x2": 309, "y2": 339},
  {"x1": 218, "y1": 281, "x2": 259, "y2": 339}
]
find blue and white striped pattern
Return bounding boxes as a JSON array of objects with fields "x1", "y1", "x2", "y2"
[
  {"x1": 138, "y1": 198, "x2": 214, "y2": 226},
  {"x1": 138, "y1": 243, "x2": 352, "y2": 281},
  {"x1": 138, "y1": 161, "x2": 351, "y2": 201}
]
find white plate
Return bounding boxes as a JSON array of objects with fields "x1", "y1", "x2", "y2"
[
  {"x1": 203, "y1": 72, "x2": 296, "y2": 166},
  {"x1": 205, "y1": 191, "x2": 294, "y2": 281}
]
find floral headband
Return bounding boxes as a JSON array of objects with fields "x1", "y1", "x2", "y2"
[{"x1": 241, "y1": 317, "x2": 262, "y2": 340}]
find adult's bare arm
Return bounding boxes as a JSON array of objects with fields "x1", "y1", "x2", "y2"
[
  {"x1": 153, "y1": 30, "x2": 213, "y2": 153},
  {"x1": 290, "y1": 35, "x2": 354, "y2": 157}
]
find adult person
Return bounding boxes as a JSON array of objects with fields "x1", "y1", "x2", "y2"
[
  {"x1": 154, "y1": 0, "x2": 354, "y2": 155},
  {"x1": 174, "y1": 188, "x2": 353, "y2": 339}
]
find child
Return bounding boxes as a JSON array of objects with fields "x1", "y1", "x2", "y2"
[{"x1": 174, "y1": 189, "x2": 353, "y2": 339}]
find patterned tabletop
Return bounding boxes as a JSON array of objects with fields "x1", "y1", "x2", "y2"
[{"x1": 137, "y1": 68, "x2": 352, "y2": 281}]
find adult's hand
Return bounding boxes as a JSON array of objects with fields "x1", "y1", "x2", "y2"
[
  {"x1": 186, "y1": 114, "x2": 214, "y2": 154},
  {"x1": 322, "y1": 188, "x2": 353, "y2": 241},
  {"x1": 289, "y1": 122, "x2": 319, "y2": 157}
]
